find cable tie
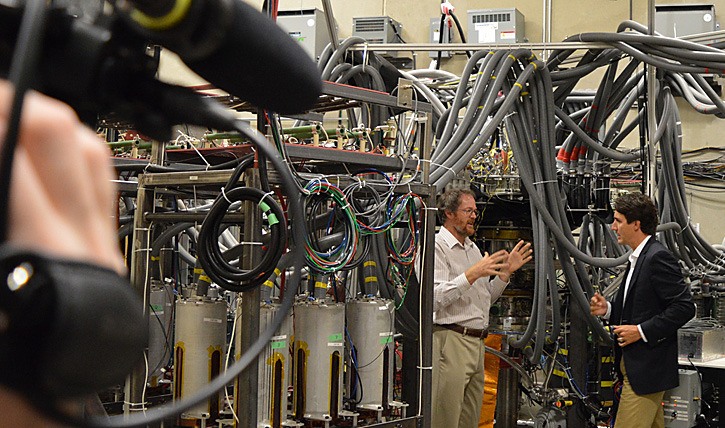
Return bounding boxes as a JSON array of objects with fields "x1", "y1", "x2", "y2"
[
  {"x1": 421, "y1": 207, "x2": 438, "y2": 211},
  {"x1": 532, "y1": 179, "x2": 558, "y2": 186},
  {"x1": 418, "y1": 158, "x2": 457, "y2": 177},
  {"x1": 259, "y1": 191, "x2": 275, "y2": 207},
  {"x1": 416, "y1": 365, "x2": 433, "y2": 370},
  {"x1": 239, "y1": 241, "x2": 264, "y2": 246},
  {"x1": 220, "y1": 186, "x2": 232, "y2": 204},
  {"x1": 189, "y1": 142, "x2": 211, "y2": 171},
  {"x1": 363, "y1": 43, "x2": 369, "y2": 73}
]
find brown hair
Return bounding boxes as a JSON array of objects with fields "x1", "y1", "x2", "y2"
[
  {"x1": 613, "y1": 192, "x2": 658, "y2": 236},
  {"x1": 437, "y1": 188, "x2": 475, "y2": 223}
]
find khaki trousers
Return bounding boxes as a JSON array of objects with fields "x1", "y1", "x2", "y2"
[
  {"x1": 431, "y1": 326, "x2": 486, "y2": 428},
  {"x1": 615, "y1": 360, "x2": 665, "y2": 428}
]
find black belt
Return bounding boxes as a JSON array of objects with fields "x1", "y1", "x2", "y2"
[{"x1": 436, "y1": 323, "x2": 488, "y2": 339}]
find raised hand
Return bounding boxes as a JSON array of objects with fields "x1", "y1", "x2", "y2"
[
  {"x1": 465, "y1": 249, "x2": 509, "y2": 284},
  {"x1": 498, "y1": 240, "x2": 532, "y2": 282},
  {"x1": 590, "y1": 292, "x2": 608, "y2": 316}
]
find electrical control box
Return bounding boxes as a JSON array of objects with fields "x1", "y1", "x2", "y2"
[
  {"x1": 655, "y1": 4, "x2": 717, "y2": 38},
  {"x1": 277, "y1": 9, "x2": 332, "y2": 61},
  {"x1": 663, "y1": 369, "x2": 701, "y2": 428},
  {"x1": 678, "y1": 326, "x2": 725, "y2": 362},
  {"x1": 430, "y1": 17, "x2": 452, "y2": 59},
  {"x1": 352, "y1": 16, "x2": 403, "y2": 58},
  {"x1": 352, "y1": 16, "x2": 403, "y2": 44},
  {"x1": 467, "y1": 8, "x2": 525, "y2": 44}
]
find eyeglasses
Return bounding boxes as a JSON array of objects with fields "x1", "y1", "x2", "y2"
[{"x1": 458, "y1": 208, "x2": 479, "y2": 217}]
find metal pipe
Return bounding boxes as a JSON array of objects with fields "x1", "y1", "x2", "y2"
[
  {"x1": 348, "y1": 42, "x2": 610, "y2": 51},
  {"x1": 646, "y1": 0, "x2": 658, "y2": 200}
]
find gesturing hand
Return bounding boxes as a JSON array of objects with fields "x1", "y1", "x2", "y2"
[
  {"x1": 507, "y1": 240, "x2": 532, "y2": 272},
  {"x1": 466, "y1": 249, "x2": 509, "y2": 284},
  {"x1": 590, "y1": 292, "x2": 608, "y2": 316}
]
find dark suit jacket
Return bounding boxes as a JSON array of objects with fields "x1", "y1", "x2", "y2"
[{"x1": 610, "y1": 237, "x2": 695, "y2": 395}]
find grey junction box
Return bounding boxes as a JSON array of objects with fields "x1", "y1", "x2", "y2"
[
  {"x1": 277, "y1": 9, "x2": 332, "y2": 61},
  {"x1": 467, "y1": 8, "x2": 525, "y2": 45},
  {"x1": 655, "y1": 4, "x2": 717, "y2": 38},
  {"x1": 663, "y1": 369, "x2": 701, "y2": 428}
]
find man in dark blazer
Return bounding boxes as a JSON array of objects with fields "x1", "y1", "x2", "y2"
[{"x1": 590, "y1": 192, "x2": 695, "y2": 427}]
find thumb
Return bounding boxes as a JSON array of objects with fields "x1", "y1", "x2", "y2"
[{"x1": 484, "y1": 252, "x2": 489, "y2": 257}]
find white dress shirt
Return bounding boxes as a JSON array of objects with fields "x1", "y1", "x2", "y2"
[
  {"x1": 433, "y1": 226, "x2": 508, "y2": 329},
  {"x1": 604, "y1": 235, "x2": 651, "y2": 341}
]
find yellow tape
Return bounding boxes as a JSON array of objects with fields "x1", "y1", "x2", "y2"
[
  {"x1": 558, "y1": 348, "x2": 568, "y2": 355},
  {"x1": 193, "y1": 268, "x2": 204, "y2": 274},
  {"x1": 130, "y1": 0, "x2": 193, "y2": 31},
  {"x1": 514, "y1": 82, "x2": 523, "y2": 90},
  {"x1": 150, "y1": 256, "x2": 159, "y2": 261},
  {"x1": 198, "y1": 275, "x2": 211, "y2": 283},
  {"x1": 264, "y1": 280, "x2": 274, "y2": 288},
  {"x1": 600, "y1": 381, "x2": 613, "y2": 387},
  {"x1": 601, "y1": 356, "x2": 614, "y2": 363},
  {"x1": 553, "y1": 369, "x2": 566, "y2": 378},
  {"x1": 363, "y1": 261, "x2": 377, "y2": 268},
  {"x1": 274, "y1": 268, "x2": 281, "y2": 276},
  {"x1": 364, "y1": 276, "x2": 378, "y2": 283},
  {"x1": 315, "y1": 281, "x2": 327, "y2": 289}
]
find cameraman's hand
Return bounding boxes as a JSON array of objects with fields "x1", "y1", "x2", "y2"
[{"x1": 3, "y1": 83, "x2": 125, "y2": 274}]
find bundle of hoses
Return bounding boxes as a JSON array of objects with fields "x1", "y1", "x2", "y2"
[
  {"x1": 656, "y1": 87, "x2": 725, "y2": 277},
  {"x1": 197, "y1": 156, "x2": 287, "y2": 293}
]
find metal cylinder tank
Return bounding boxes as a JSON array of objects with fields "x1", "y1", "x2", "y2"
[
  {"x1": 292, "y1": 300, "x2": 345, "y2": 422},
  {"x1": 345, "y1": 298, "x2": 395, "y2": 411},
  {"x1": 174, "y1": 297, "x2": 227, "y2": 421},
  {"x1": 256, "y1": 302, "x2": 294, "y2": 428},
  {"x1": 148, "y1": 280, "x2": 174, "y2": 385}
]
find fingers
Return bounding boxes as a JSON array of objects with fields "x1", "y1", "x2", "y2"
[
  {"x1": 482, "y1": 262, "x2": 510, "y2": 276},
  {"x1": 484, "y1": 249, "x2": 508, "y2": 262},
  {"x1": 6, "y1": 88, "x2": 125, "y2": 273},
  {"x1": 590, "y1": 292, "x2": 603, "y2": 304}
]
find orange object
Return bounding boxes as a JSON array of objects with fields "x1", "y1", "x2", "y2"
[{"x1": 479, "y1": 334, "x2": 503, "y2": 428}]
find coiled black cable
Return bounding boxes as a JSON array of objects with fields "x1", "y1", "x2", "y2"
[{"x1": 197, "y1": 157, "x2": 287, "y2": 292}]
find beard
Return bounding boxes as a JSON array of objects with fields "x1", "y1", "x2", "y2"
[{"x1": 454, "y1": 223, "x2": 474, "y2": 237}]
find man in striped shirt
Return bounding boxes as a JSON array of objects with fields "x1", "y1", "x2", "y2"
[{"x1": 432, "y1": 188, "x2": 532, "y2": 428}]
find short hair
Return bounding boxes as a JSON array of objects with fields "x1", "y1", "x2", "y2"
[
  {"x1": 613, "y1": 192, "x2": 658, "y2": 236},
  {"x1": 437, "y1": 188, "x2": 475, "y2": 223}
]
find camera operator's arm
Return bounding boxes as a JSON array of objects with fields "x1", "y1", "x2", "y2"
[
  {"x1": 1, "y1": 82, "x2": 124, "y2": 424},
  {"x1": 4, "y1": 82, "x2": 125, "y2": 274}
]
